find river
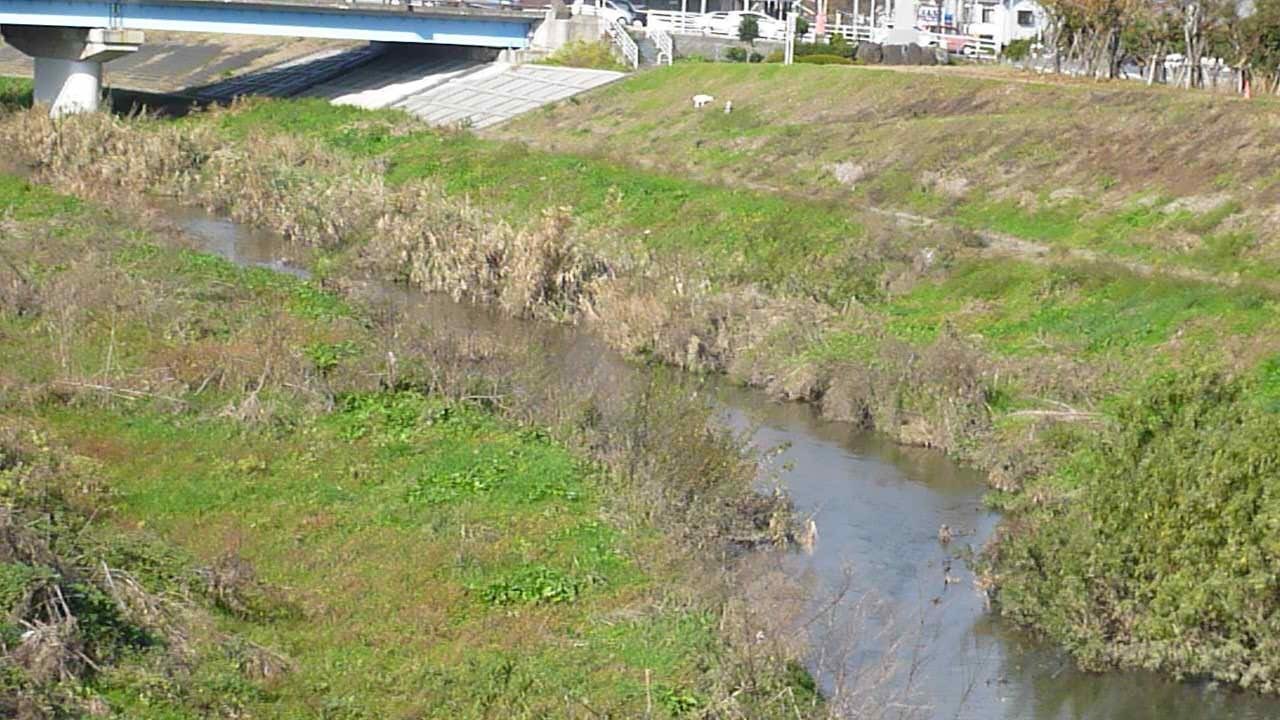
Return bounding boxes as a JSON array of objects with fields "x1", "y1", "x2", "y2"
[{"x1": 185, "y1": 211, "x2": 1280, "y2": 720}]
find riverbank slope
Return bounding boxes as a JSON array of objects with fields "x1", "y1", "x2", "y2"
[
  {"x1": 0, "y1": 169, "x2": 819, "y2": 716},
  {"x1": 5, "y1": 63, "x2": 1280, "y2": 694}
]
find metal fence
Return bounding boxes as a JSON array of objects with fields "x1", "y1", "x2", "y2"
[{"x1": 644, "y1": 10, "x2": 999, "y2": 59}]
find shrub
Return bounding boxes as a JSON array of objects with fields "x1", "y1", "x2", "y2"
[
  {"x1": 794, "y1": 16, "x2": 810, "y2": 36},
  {"x1": 828, "y1": 33, "x2": 852, "y2": 57},
  {"x1": 725, "y1": 46, "x2": 749, "y2": 62},
  {"x1": 791, "y1": 39, "x2": 857, "y2": 59},
  {"x1": 0, "y1": 77, "x2": 32, "y2": 110},
  {"x1": 796, "y1": 53, "x2": 854, "y2": 65},
  {"x1": 989, "y1": 368, "x2": 1280, "y2": 691},
  {"x1": 738, "y1": 14, "x2": 760, "y2": 43},
  {"x1": 540, "y1": 40, "x2": 627, "y2": 71},
  {"x1": 1003, "y1": 37, "x2": 1033, "y2": 61}
]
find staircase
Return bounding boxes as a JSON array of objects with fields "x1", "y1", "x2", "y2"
[
  {"x1": 631, "y1": 27, "x2": 673, "y2": 67},
  {"x1": 636, "y1": 35, "x2": 661, "y2": 66}
]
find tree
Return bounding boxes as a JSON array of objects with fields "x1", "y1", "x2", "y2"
[
  {"x1": 1250, "y1": 0, "x2": 1280, "y2": 92},
  {"x1": 739, "y1": 14, "x2": 761, "y2": 43}
]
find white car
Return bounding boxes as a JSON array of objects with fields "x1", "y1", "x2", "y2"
[{"x1": 697, "y1": 11, "x2": 785, "y2": 40}]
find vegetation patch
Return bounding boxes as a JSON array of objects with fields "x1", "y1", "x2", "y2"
[
  {"x1": 7, "y1": 65, "x2": 1280, "y2": 696},
  {"x1": 0, "y1": 171, "x2": 819, "y2": 717},
  {"x1": 540, "y1": 40, "x2": 628, "y2": 72}
]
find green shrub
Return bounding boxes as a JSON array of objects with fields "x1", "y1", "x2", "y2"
[
  {"x1": 738, "y1": 14, "x2": 760, "y2": 43},
  {"x1": 791, "y1": 39, "x2": 857, "y2": 59},
  {"x1": 796, "y1": 54, "x2": 854, "y2": 65},
  {"x1": 1003, "y1": 37, "x2": 1033, "y2": 61},
  {"x1": 766, "y1": 48, "x2": 851, "y2": 64},
  {"x1": 480, "y1": 565, "x2": 593, "y2": 605},
  {"x1": 828, "y1": 32, "x2": 852, "y2": 56},
  {"x1": 0, "y1": 77, "x2": 32, "y2": 109},
  {"x1": 540, "y1": 40, "x2": 627, "y2": 71},
  {"x1": 725, "y1": 46, "x2": 749, "y2": 62},
  {"x1": 991, "y1": 368, "x2": 1280, "y2": 690},
  {"x1": 794, "y1": 16, "x2": 810, "y2": 36}
]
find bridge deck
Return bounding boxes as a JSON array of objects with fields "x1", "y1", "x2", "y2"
[{"x1": 0, "y1": 0, "x2": 538, "y2": 48}]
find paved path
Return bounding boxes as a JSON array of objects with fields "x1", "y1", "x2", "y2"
[
  {"x1": 293, "y1": 46, "x2": 624, "y2": 127},
  {"x1": 301, "y1": 50, "x2": 482, "y2": 109},
  {"x1": 393, "y1": 63, "x2": 624, "y2": 128}
]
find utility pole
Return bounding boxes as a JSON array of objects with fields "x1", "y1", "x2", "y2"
[{"x1": 784, "y1": 0, "x2": 797, "y2": 63}]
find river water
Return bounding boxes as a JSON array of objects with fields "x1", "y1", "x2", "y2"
[{"x1": 184, "y1": 212, "x2": 1280, "y2": 720}]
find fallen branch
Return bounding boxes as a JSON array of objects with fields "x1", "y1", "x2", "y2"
[
  {"x1": 53, "y1": 380, "x2": 188, "y2": 406},
  {"x1": 1005, "y1": 409, "x2": 1102, "y2": 422}
]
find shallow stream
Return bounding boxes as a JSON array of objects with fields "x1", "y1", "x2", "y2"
[{"x1": 185, "y1": 211, "x2": 1280, "y2": 720}]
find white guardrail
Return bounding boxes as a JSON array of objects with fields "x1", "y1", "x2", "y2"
[
  {"x1": 649, "y1": 25, "x2": 675, "y2": 65},
  {"x1": 605, "y1": 16, "x2": 640, "y2": 68},
  {"x1": 644, "y1": 10, "x2": 999, "y2": 59}
]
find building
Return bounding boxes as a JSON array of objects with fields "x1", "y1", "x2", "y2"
[{"x1": 960, "y1": 0, "x2": 1044, "y2": 46}]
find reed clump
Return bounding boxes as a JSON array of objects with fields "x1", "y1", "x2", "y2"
[{"x1": 0, "y1": 105, "x2": 1003, "y2": 461}]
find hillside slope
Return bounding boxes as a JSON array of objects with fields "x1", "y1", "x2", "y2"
[
  {"x1": 495, "y1": 64, "x2": 1280, "y2": 281},
  {"x1": 8, "y1": 68, "x2": 1280, "y2": 694}
]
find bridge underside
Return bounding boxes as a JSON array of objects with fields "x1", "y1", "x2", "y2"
[
  {"x1": 0, "y1": 0, "x2": 539, "y2": 114},
  {"x1": 0, "y1": 0, "x2": 535, "y2": 47}
]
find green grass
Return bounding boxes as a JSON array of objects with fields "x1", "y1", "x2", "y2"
[
  {"x1": 0, "y1": 172, "x2": 81, "y2": 219},
  {"x1": 0, "y1": 175, "x2": 811, "y2": 718},
  {"x1": 0, "y1": 75, "x2": 31, "y2": 108},
  {"x1": 483, "y1": 63, "x2": 1280, "y2": 280},
  {"x1": 206, "y1": 100, "x2": 882, "y2": 303},
  {"x1": 879, "y1": 259, "x2": 1278, "y2": 357},
  {"x1": 42, "y1": 394, "x2": 706, "y2": 718}
]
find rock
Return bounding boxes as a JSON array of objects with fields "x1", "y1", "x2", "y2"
[
  {"x1": 855, "y1": 41, "x2": 882, "y2": 64},
  {"x1": 1162, "y1": 192, "x2": 1234, "y2": 215},
  {"x1": 905, "y1": 43, "x2": 926, "y2": 65},
  {"x1": 881, "y1": 44, "x2": 907, "y2": 65},
  {"x1": 828, "y1": 161, "x2": 866, "y2": 188},
  {"x1": 921, "y1": 170, "x2": 970, "y2": 198}
]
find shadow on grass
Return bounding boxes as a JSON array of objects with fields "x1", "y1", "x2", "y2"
[{"x1": 1, "y1": 74, "x2": 212, "y2": 117}]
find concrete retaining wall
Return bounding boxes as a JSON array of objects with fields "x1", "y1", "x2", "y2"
[{"x1": 670, "y1": 35, "x2": 782, "y2": 61}]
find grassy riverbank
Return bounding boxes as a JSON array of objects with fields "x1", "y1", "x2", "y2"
[
  {"x1": 0, "y1": 174, "x2": 819, "y2": 716},
  {"x1": 5, "y1": 62, "x2": 1280, "y2": 694}
]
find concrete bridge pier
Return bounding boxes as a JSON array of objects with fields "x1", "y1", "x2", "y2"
[{"x1": 0, "y1": 26, "x2": 143, "y2": 116}]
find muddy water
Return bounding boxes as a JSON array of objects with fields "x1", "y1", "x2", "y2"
[{"x1": 185, "y1": 213, "x2": 1280, "y2": 720}]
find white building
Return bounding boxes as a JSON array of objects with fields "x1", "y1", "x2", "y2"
[
  {"x1": 841, "y1": 0, "x2": 1046, "y2": 48},
  {"x1": 960, "y1": 0, "x2": 1044, "y2": 46}
]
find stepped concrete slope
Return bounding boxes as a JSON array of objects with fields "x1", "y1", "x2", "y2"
[
  {"x1": 190, "y1": 44, "x2": 380, "y2": 102},
  {"x1": 393, "y1": 63, "x2": 623, "y2": 128},
  {"x1": 301, "y1": 51, "x2": 482, "y2": 109}
]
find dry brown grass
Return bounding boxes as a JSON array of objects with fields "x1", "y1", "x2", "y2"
[{"x1": 0, "y1": 103, "x2": 1014, "y2": 484}]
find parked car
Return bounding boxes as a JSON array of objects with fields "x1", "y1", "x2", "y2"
[
  {"x1": 696, "y1": 10, "x2": 785, "y2": 40},
  {"x1": 617, "y1": 0, "x2": 648, "y2": 24},
  {"x1": 573, "y1": 0, "x2": 646, "y2": 27}
]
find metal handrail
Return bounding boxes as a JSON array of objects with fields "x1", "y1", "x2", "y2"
[
  {"x1": 649, "y1": 26, "x2": 674, "y2": 65},
  {"x1": 605, "y1": 16, "x2": 639, "y2": 68},
  {"x1": 643, "y1": 10, "x2": 1001, "y2": 59}
]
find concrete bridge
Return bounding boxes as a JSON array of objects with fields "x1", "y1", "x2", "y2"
[{"x1": 0, "y1": 0, "x2": 547, "y2": 114}]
